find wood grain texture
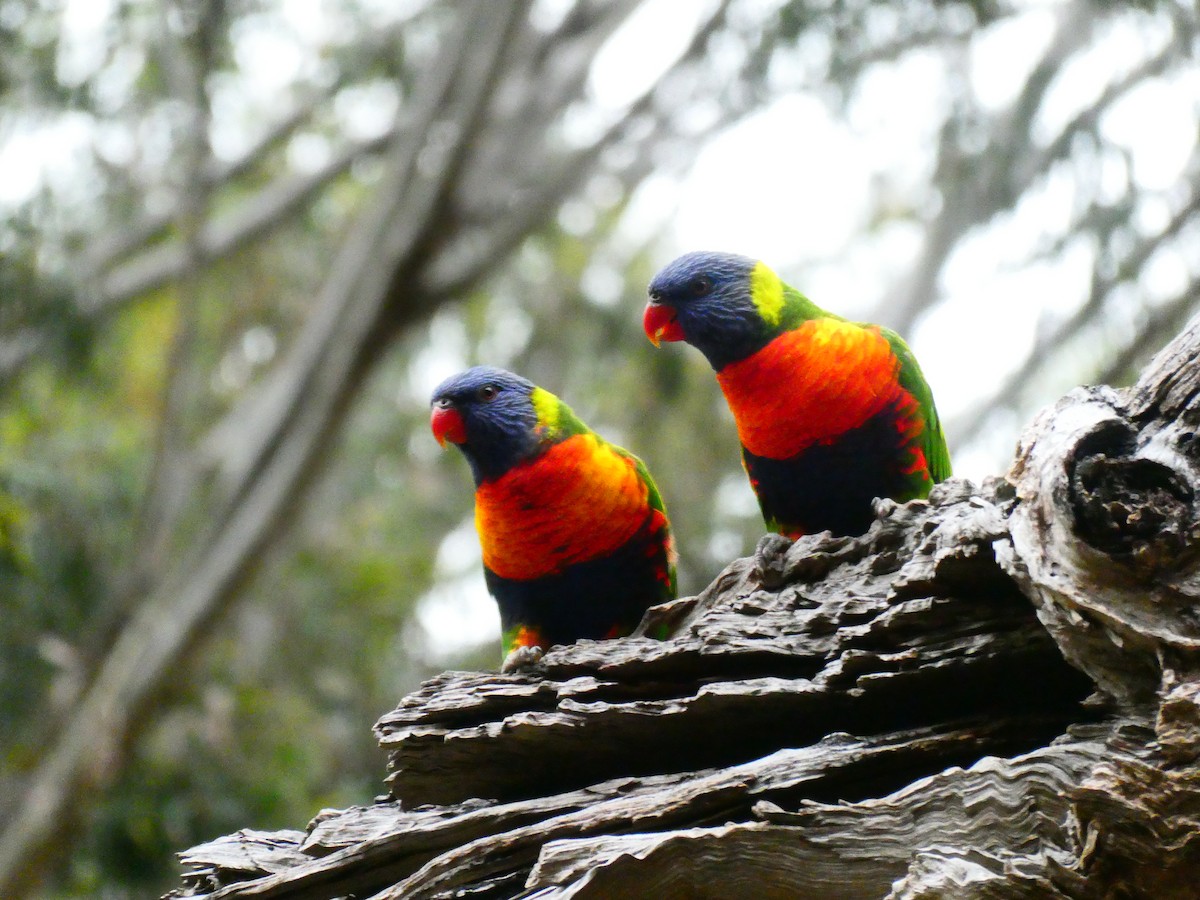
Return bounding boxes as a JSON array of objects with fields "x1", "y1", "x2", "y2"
[{"x1": 172, "y1": 316, "x2": 1200, "y2": 898}]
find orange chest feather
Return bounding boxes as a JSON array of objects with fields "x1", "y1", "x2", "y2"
[
  {"x1": 474, "y1": 434, "x2": 650, "y2": 581},
  {"x1": 716, "y1": 319, "x2": 903, "y2": 459}
]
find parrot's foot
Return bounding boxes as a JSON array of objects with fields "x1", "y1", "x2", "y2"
[
  {"x1": 754, "y1": 532, "x2": 794, "y2": 589},
  {"x1": 501, "y1": 645, "x2": 544, "y2": 673}
]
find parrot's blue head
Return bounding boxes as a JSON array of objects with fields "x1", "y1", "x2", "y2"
[
  {"x1": 645, "y1": 251, "x2": 775, "y2": 370},
  {"x1": 431, "y1": 366, "x2": 543, "y2": 484}
]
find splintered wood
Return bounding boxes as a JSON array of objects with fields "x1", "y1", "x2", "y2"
[{"x1": 173, "y1": 316, "x2": 1200, "y2": 899}]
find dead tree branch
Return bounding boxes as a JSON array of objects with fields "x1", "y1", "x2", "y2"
[{"x1": 172, "y1": 312, "x2": 1200, "y2": 898}]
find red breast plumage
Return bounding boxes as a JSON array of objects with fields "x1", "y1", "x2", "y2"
[
  {"x1": 716, "y1": 319, "x2": 903, "y2": 459},
  {"x1": 475, "y1": 432, "x2": 651, "y2": 581}
]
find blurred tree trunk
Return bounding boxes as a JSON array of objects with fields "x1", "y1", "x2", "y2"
[
  {"x1": 170, "y1": 315, "x2": 1200, "y2": 897},
  {"x1": 0, "y1": 1, "x2": 753, "y2": 894},
  {"x1": 3, "y1": 1, "x2": 1197, "y2": 895}
]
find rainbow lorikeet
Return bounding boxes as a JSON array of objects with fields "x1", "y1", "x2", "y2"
[
  {"x1": 644, "y1": 251, "x2": 951, "y2": 539},
  {"x1": 431, "y1": 366, "x2": 676, "y2": 671}
]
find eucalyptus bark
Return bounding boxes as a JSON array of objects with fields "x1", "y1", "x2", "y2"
[{"x1": 172, "y1": 315, "x2": 1200, "y2": 898}]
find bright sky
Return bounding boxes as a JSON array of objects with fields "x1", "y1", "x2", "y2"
[
  {"x1": 416, "y1": 0, "x2": 1200, "y2": 659},
  {"x1": 4, "y1": 0, "x2": 1196, "y2": 660}
]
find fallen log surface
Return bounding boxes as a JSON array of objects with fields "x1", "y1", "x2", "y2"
[{"x1": 171, "y1": 315, "x2": 1200, "y2": 899}]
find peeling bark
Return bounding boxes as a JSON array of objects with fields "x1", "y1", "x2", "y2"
[{"x1": 172, "y1": 316, "x2": 1200, "y2": 898}]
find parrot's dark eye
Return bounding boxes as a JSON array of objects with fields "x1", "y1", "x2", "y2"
[
  {"x1": 689, "y1": 275, "x2": 712, "y2": 297},
  {"x1": 434, "y1": 397, "x2": 453, "y2": 410},
  {"x1": 648, "y1": 288, "x2": 663, "y2": 303},
  {"x1": 477, "y1": 384, "x2": 499, "y2": 402}
]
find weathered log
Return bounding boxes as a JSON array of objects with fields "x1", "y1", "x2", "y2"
[{"x1": 170, "y1": 314, "x2": 1200, "y2": 899}]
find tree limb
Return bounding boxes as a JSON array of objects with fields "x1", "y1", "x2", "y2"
[{"x1": 172, "y1": 311, "x2": 1200, "y2": 898}]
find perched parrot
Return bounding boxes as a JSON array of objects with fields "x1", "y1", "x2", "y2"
[
  {"x1": 644, "y1": 251, "x2": 951, "y2": 539},
  {"x1": 431, "y1": 366, "x2": 676, "y2": 671}
]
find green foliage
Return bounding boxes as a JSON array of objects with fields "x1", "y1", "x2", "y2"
[
  {"x1": 0, "y1": 191, "x2": 758, "y2": 893},
  {"x1": 0, "y1": 303, "x2": 460, "y2": 893},
  {"x1": 2, "y1": 0, "x2": 1195, "y2": 895}
]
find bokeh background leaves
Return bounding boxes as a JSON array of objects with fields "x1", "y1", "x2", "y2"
[{"x1": 0, "y1": 0, "x2": 1196, "y2": 895}]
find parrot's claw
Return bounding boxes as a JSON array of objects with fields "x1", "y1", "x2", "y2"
[
  {"x1": 754, "y1": 532, "x2": 794, "y2": 589},
  {"x1": 501, "y1": 645, "x2": 545, "y2": 673}
]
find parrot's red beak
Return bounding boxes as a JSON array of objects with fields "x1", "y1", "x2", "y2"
[
  {"x1": 643, "y1": 303, "x2": 685, "y2": 347},
  {"x1": 431, "y1": 404, "x2": 467, "y2": 447}
]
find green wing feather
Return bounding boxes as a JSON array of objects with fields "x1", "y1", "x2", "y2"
[
  {"x1": 619, "y1": 447, "x2": 667, "y2": 515},
  {"x1": 609, "y1": 442, "x2": 678, "y2": 597},
  {"x1": 879, "y1": 328, "x2": 952, "y2": 484}
]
